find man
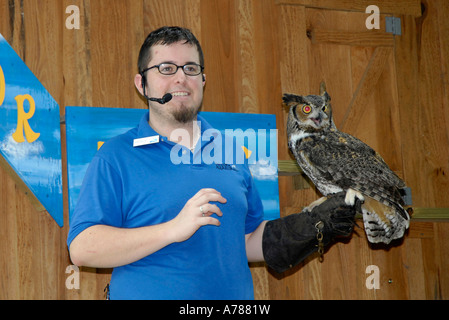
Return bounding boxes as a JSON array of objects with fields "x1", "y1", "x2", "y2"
[{"x1": 67, "y1": 26, "x2": 358, "y2": 300}]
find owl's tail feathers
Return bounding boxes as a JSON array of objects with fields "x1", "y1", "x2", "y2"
[{"x1": 361, "y1": 197, "x2": 410, "y2": 244}]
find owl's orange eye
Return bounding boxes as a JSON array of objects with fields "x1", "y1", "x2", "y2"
[{"x1": 302, "y1": 105, "x2": 312, "y2": 114}]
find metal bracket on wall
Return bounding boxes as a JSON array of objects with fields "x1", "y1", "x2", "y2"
[{"x1": 386, "y1": 16, "x2": 402, "y2": 36}]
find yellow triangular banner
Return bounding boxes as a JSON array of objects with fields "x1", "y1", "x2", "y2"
[{"x1": 241, "y1": 146, "x2": 252, "y2": 159}]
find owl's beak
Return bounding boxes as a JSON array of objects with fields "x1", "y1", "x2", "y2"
[{"x1": 311, "y1": 114, "x2": 322, "y2": 126}]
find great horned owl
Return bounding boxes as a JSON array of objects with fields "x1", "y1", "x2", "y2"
[{"x1": 283, "y1": 91, "x2": 410, "y2": 244}]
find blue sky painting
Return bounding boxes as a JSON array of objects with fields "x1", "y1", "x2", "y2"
[{"x1": 65, "y1": 107, "x2": 280, "y2": 222}]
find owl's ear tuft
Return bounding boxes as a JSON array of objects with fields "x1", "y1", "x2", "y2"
[
  {"x1": 282, "y1": 93, "x2": 306, "y2": 107},
  {"x1": 321, "y1": 91, "x2": 331, "y2": 103},
  {"x1": 319, "y1": 81, "x2": 331, "y2": 102}
]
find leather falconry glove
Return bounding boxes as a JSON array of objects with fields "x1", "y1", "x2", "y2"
[{"x1": 262, "y1": 192, "x2": 360, "y2": 274}]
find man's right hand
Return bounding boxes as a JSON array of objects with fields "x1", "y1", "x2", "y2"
[{"x1": 168, "y1": 188, "x2": 227, "y2": 243}]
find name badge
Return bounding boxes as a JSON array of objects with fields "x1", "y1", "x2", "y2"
[{"x1": 133, "y1": 135, "x2": 160, "y2": 147}]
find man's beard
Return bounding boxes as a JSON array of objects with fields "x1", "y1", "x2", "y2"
[{"x1": 172, "y1": 102, "x2": 202, "y2": 123}]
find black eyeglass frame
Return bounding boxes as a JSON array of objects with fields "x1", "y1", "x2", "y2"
[{"x1": 140, "y1": 63, "x2": 204, "y2": 76}]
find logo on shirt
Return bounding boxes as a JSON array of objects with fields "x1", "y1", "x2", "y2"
[{"x1": 216, "y1": 164, "x2": 238, "y2": 172}]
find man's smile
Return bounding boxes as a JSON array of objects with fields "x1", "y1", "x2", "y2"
[{"x1": 171, "y1": 91, "x2": 189, "y2": 97}]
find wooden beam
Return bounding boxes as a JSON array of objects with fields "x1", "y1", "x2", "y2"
[
  {"x1": 410, "y1": 208, "x2": 449, "y2": 221},
  {"x1": 278, "y1": 159, "x2": 303, "y2": 175},
  {"x1": 340, "y1": 47, "x2": 392, "y2": 132},
  {"x1": 275, "y1": 0, "x2": 422, "y2": 17},
  {"x1": 355, "y1": 208, "x2": 449, "y2": 221},
  {"x1": 310, "y1": 29, "x2": 394, "y2": 47}
]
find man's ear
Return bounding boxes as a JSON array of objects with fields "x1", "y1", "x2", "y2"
[
  {"x1": 202, "y1": 73, "x2": 206, "y2": 86},
  {"x1": 134, "y1": 73, "x2": 145, "y2": 96}
]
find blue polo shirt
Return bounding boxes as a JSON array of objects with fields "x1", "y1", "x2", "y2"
[{"x1": 67, "y1": 112, "x2": 264, "y2": 300}]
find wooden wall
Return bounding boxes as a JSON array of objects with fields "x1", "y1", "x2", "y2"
[{"x1": 0, "y1": 0, "x2": 448, "y2": 300}]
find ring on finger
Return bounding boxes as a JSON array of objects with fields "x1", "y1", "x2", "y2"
[{"x1": 199, "y1": 205, "x2": 205, "y2": 217}]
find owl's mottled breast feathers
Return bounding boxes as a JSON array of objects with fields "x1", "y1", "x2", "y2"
[{"x1": 294, "y1": 129, "x2": 406, "y2": 204}]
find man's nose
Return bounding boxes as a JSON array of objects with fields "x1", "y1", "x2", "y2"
[{"x1": 173, "y1": 67, "x2": 188, "y2": 83}]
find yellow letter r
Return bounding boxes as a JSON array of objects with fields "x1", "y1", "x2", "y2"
[
  {"x1": 12, "y1": 94, "x2": 40, "y2": 143},
  {"x1": 0, "y1": 65, "x2": 5, "y2": 107}
]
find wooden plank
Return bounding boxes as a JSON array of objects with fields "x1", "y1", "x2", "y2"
[
  {"x1": 272, "y1": 4, "x2": 321, "y2": 300},
  {"x1": 275, "y1": 0, "x2": 422, "y2": 17},
  {"x1": 310, "y1": 29, "x2": 394, "y2": 47},
  {"x1": 411, "y1": 208, "x2": 449, "y2": 221},
  {"x1": 407, "y1": 221, "x2": 434, "y2": 238},
  {"x1": 39, "y1": 210, "x2": 64, "y2": 299},
  {"x1": 62, "y1": 0, "x2": 95, "y2": 300},
  {"x1": 403, "y1": 238, "x2": 426, "y2": 299},
  {"x1": 435, "y1": 222, "x2": 449, "y2": 299},
  {"x1": 278, "y1": 5, "x2": 310, "y2": 94},
  {"x1": 396, "y1": 4, "x2": 449, "y2": 209},
  {"x1": 421, "y1": 236, "x2": 441, "y2": 299},
  {"x1": 200, "y1": 0, "x2": 238, "y2": 112},
  {"x1": 22, "y1": 0, "x2": 65, "y2": 299},
  {"x1": 144, "y1": 0, "x2": 201, "y2": 36},
  {"x1": 1, "y1": 0, "x2": 25, "y2": 58},
  {"x1": 249, "y1": 262, "x2": 270, "y2": 300},
  {"x1": 340, "y1": 47, "x2": 392, "y2": 132},
  {"x1": 235, "y1": 0, "x2": 283, "y2": 115},
  {"x1": 278, "y1": 3, "x2": 311, "y2": 174},
  {"x1": 278, "y1": 159, "x2": 303, "y2": 175},
  {"x1": 395, "y1": 14, "x2": 420, "y2": 208},
  {"x1": 0, "y1": 0, "x2": 12, "y2": 42},
  {"x1": 436, "y1": 0, "x2": 449, "y2": 152},
  {"x1": 304, "y1": 8, "x2": 355, "y2": 125},
  {"x1": 62, "y1": 0, "x2": 93, "y2": 108},
  {"x1": 236, "y1": 0, "x2": 258, "y2": 114},
  {"x1": 0, "y1": 164, "x2": 20, "y2": 299},
  {"x1": 0, "y1": 154, "x2": 46, "y2": 212},
  {"x1": 237, "y1": 0, "x2": 284, "y2": 300},
  {"x1": 252, "y1": 0, "x2": 284, "y2": 116},
  {"x1": 374, "y1": 48, "x2": 404, "y2": 172},
  {"x1": 89, "y1": 0, "x2": 146, "y2": 109}
]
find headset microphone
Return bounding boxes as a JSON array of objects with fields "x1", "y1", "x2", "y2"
[
  {"x1": 148, "y1": 93, "x2": 173, "y2": 104},
  {"x1": 141, "y1": 74, "x2": 173, "y2": 104}
]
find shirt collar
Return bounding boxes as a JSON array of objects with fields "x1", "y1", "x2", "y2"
[{"x1": 137, "y1": 111, "x2": 158, "y2": 139}]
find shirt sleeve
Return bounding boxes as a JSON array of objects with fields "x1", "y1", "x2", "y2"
[
  {"x1": 243, "y1": 165, "x2": 265, "y2": 234},
  {"x1": 67, "y1": 155, "x2": 123, "y2": 249}
]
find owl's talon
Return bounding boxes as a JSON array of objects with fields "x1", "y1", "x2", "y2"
[{"x1": 344, "y1": 188, "x2": 364, "y2": 206}]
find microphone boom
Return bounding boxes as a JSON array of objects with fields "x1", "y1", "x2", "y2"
[{"x1": 149, "y1": 93, "x2": 172, "y2": 104}]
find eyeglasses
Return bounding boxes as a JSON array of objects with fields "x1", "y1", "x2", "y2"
[{"x1": 141, "y1": 63, "x2": 204, "y2": 76}]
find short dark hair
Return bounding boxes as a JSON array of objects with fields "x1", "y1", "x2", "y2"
[{"x1": 138, "y1": 26, "x2": 204, "y2": 73}]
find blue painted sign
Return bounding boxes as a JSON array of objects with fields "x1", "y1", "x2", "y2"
[
  {"x1": 65, "y1": 107, "x2": 280, "y2": 222},
  {"x1": 0, "y1": 34, "x2": 63, "y2": 226}
]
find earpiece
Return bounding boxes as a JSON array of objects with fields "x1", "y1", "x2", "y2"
[
  {"x1": 140, "y1": 73, "x2": 146, "y2": 94},
  {"x1": 140, "y1": 73, "x2": 152, "y2": 101}
]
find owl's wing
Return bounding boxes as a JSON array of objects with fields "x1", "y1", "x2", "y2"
[{"x1": 299, "y1": 131, "x2": 406, "y2": 206}]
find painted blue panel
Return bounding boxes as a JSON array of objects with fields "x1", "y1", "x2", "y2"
[
  {"x1": 202, "y1": 112, "x2": 279, "y2": 221},
  {"x1": 65, "y1": 106, "x2": 144, "y2": 217},
  {"x1": 0, "y1": 34, "x2": 63, "y2": 227},
  {"x1": 65, "y1": 107, "x2": 280, "y2": 222}
]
